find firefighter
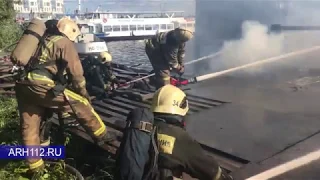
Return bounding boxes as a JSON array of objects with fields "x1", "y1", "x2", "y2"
[
  {"x1": 98, "y1": 51, "x2": 120, "y2": 91},
  {"x1": 13, "y1": 17, "x2": 117, "y2": 173},
  {"x1": 151, "y1": 85, "x2": 233, "y2": 180},
  {"x1": 145, "y1": 28, "x2": 193, "y2": 89},
  {"x1": 82, "y1": 51, "x2": 119, "y2": 97}
]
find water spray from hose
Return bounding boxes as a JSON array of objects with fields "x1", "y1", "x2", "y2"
[{"x1": 194, "y1": 45, "x2": 320, "y2": 82}]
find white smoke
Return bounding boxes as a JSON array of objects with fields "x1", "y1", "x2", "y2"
[
  {"x1": 190, "y1": 1, "x2": 320, "y2": 75},
  {"x1": 217, "y1": 21, "x2": 284, "y2": 73}
]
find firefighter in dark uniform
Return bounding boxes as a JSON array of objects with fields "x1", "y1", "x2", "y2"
[
  {"x1": 82, "y1": 51, "x2": 119, "y2": 97},
  {"x1": 145, "y1": 28, "x2": 193, "y2": 89},
  {"x1": 151, "y1": 84, "x2": 233, "y2": 180},
  {"x1": 98, "y1": 51, "x2": 120, "y2": 91}
]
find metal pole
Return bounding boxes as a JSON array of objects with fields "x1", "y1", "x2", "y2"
[{"x1": 78, "y1": 0, "x2": 81, "y2": 13}]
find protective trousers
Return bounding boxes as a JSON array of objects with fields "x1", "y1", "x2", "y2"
[
  {"x1": 39, "y1": 111, "x2": 72, "y2": 147},
  {"x1": 14, "y1": 83, "x2": 107, "y2": 170},
  {"x1": 145, "y1": 40, "x2": 170, "y2": 89},
  {"x1": 155, "y1": 121, "x2": 222, "y2": 180}
]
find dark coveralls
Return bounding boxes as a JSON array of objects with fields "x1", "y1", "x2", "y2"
[
  {"x1": 82, "y1": 55, "x2": 119, "y2": 96},
  {"x1": 154, "y1": 116, "x2": 222, "y2": 180},
  {"x1": 145, "y1": 31, "x2": 185, "y2": 89}
]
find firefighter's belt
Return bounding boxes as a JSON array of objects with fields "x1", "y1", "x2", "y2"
[
  {"x1": 29, "y1": 69, "x2": 53, "y2": 79},
  {"x1": 128, "y1": 121, "x2": 153, "y2": 133}
]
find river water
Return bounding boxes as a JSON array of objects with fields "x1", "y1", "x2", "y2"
[
  {"x1": 106, "y1": 40, "x2": 197, "y2": 74},
  {"x1": 106, "y1": 40, "x2": 152, "y2": 71}
]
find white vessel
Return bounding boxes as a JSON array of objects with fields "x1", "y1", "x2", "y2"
[
  {"x1": 74, "y1": 34, "x2": 108, "y2": 57},
  {"x1": 75, "y1": 11, "x2": 195, "y2": 41}
]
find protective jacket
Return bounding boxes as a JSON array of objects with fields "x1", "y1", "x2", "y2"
[
  {"x1": 82, "y1": 55, "x2": 119, "y2": 91},
  {"x1": 154, "y1": 115, "x2": 223, "y2": 180},
  {"x1": 145, "y1": 29, "x2": 190, "y2": 89},
  {"x1": 146, "y1": 31, "x2": 186, "y2": 70},
  {"x1": 15, "y1": 35, "x2": 107, "y2": 171},
  {"x1": 26, "y1": 35, "x2": 88, "y2": 97}
]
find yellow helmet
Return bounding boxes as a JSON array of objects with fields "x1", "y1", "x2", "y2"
[
  {"x1": 57, "y1": 17, "x2": 81, "y2": 41},
  {"x1": 172, "y1": 28, "x2": 193, "y2": 43},
  {"x1": 99, "y1": 51, "x2": 112, "y2": 63},
  {"x1": 151, "y1": 84, "x2": 189, "y2": 116}
]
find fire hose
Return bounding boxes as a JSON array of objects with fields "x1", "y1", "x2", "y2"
[
  {"x1": 269, "y1": 24, "x2": 320, "y2": 32},
  {"x1": 113, "y1": 45, "x2": 320, "y2": 89},
  {"x1": 5, "y1": 46, "x2": 320, "y2": 89},
  {"x1": 168, "y1": 45, "x2": 320, "y2": 86},
  {"x1": 46, "y1": 161, "x2": 84, "y2": 180},
  {"x1": 118, "y1": 45, "x2": 320, "y2": 88},
  {"x1": 117, "y1": 50, "x2": 223, "y2": 87}
]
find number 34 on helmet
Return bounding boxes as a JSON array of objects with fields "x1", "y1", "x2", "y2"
[{"x1": 151, "y1": 84, "x2": 189, "y2": 116}]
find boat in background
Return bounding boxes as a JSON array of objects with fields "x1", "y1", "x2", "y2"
[
  {"x1": 75, "y1": 11, "x2": 195, "y2": 41},
  {"x1": 74, "y1": 33, "x2": 109, "y2": 57}
]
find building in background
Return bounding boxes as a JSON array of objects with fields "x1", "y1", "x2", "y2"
[{"x1": 14, "y1": 0, "x2": 64, "y2": 20}]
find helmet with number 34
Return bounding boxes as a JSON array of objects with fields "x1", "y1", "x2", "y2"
[{"x1": 151, "y1": 84, "x2": 189, "y2": 116}]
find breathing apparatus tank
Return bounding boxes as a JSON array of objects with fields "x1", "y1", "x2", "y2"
[{"x1": 10, "y1": 18, "x2": 47, "y2": 66}]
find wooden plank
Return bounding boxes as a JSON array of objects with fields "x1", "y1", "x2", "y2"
[
  {"x1": 112, "y1": 96, "x2": 150, "y2": 108},
  {"x1": 186, "y1": 93, "x2": 229, "y2": 104},
  {"x1": 0, "y1": 74, "x2": 16, "y2": 79},
  {"x1": 186, "y1": 95, "x2": 225, "y2": 106},
  {"x1": 93, "y1": 101, "x2": 130, "y2": 116},
  {"x1": 101, "y1": 116, "x2": 126, "y2": 130},
  {"x1": 188, "y1": 101, "x2": 214, "y2": 109},
  {"x1": 103, "y1": 99, "x2": 136, "y2": 110},
  {"x1": 0, "y1": 83, "x2": 15, "y2": 88},
  {"x1": 52, "y1": 117, "x2": 122, "y2": 153},
  {"x1": 93, "y1": 105, "x2": 127, "y2": 120}
]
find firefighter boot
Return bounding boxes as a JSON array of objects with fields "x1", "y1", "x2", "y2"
[{"x1": 22, "y1": 163, "x2": 46, "y2": 179}]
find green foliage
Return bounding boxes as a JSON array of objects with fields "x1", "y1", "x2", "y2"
[
  {"x1": 0, "y1": 160, "x2": 78, "y2": 180},
  {"x1": 0, "y1": 97, "x2": 77, "y2": 179},
  {"x1": 0, "y1": 96, "x2": 20, "y2": 145},
  {"x1": 0, "y1": 0, "x2": 16, "y2": 22},
  {"x1": 31, "y1": 161, "x2": 77, "y2": 180},
  {"x1": 0, "y1": 96, "x2": 116, "y2": 179},
  {"x1": 0, "y1": 0, "x2": 23, "y2": 50}
]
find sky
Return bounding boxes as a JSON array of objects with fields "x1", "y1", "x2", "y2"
[{"x1": 64, "y1": 0, "x2": 195, "y2": 15}]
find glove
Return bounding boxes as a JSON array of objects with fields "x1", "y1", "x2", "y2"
[
  {"x1": 177, "y1": 65, "x2": 185, "y2": 76},
  {"x1": 112, "y1": 83, "x2": 118, "y2": 90},
  {"x1": 113, "y1": 77, "x2": 120, "y2": 84},
  {"x1": 104, "y1": 83, "x2": 113, "y2": 91}
]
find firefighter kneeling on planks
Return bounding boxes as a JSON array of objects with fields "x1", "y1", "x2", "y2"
[
  {"x1": 115, "y1": 84, "x2": 233, "y2": 180},
  {"x1": 82, "y1": 51, "x2": 120, "y2": 98},
  {"x1": 152, "y1": 85, "x2": 233, "y2": 180},
  {"x1": 10, "y1": 17, "x2": 118, "y2": 174}
]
